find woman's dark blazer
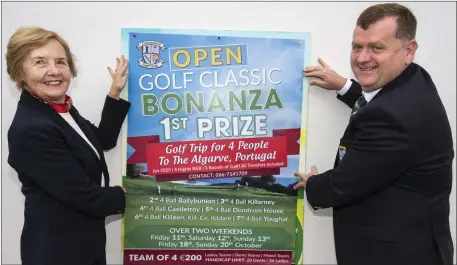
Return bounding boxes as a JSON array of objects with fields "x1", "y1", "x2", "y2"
[{"x1": 7, "y1": 90, "x2": 130, "y2": 265}]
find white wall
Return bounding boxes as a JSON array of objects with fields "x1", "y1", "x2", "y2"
[{"x1": 2, "y1": 2, "x2": 455, "y2": 264}]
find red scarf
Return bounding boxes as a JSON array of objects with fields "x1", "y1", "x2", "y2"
[{"x1": 28, "y1": 90, "x2": 72, "y2": 113}]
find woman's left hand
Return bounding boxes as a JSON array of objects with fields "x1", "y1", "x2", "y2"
[{"x1": 107, "y1": 55, "x2": 129, "y2": 99}]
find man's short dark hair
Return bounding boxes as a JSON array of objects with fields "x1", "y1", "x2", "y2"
[{"x1": 357, "y1": 3, "x2": 417, "y2": 41}]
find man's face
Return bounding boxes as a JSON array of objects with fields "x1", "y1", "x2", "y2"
[{"x1": 350, "y1": 16, "x2": 417, "y2": 92}]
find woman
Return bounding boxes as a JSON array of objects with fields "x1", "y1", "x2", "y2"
[{"x1": 6, "y1": 27, "x2": 128, "y2": 265}]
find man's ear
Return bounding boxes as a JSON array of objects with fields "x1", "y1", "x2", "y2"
[{"x1": 406, "y1": 39, "x2": 418, "y2": 64}]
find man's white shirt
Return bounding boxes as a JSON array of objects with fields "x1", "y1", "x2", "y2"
[{"x1": 336, "y1": 79, "x2": 382, "y2": 103}]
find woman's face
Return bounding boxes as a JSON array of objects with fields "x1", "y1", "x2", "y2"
[{"x1": 21, "y1": 39, "x2": 72, "y2": 103}]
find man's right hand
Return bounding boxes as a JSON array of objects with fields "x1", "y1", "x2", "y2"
[{"x1": 303, "y1": 58, "x2": 347, "y2": 90}]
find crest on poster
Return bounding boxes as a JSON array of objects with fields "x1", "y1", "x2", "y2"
[{"x1": 137, "y1": 41, "x2": 166, "y2": 68}]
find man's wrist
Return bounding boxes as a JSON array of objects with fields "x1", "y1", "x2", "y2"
[{"x1": 336, "y1": 78, "x2": 352, "y2": 96}]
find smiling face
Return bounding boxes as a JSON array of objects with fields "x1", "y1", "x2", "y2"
[
  {"x1": 350, "y1": 16, "x2": 417, "y2": 92},
  {"x1": 21, "y1": 38, "x2": 72, "y2": 103}
]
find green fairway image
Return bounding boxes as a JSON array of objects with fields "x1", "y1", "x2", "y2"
[{"x1": 123, "y1": 176, "x2": 298, "y2": 260}]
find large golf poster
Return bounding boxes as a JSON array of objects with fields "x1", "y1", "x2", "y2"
[{"x1": 121, "y1": 28, "x2": 310, "y2": 265}]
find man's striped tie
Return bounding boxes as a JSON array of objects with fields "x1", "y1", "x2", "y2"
[{"x1": 351, "y1": 95, "x2": 367, "y2": 117}]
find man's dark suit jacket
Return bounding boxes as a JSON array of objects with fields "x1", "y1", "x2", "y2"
[
  {"x1": 306, "y1": 63, "x2": 454, "y2": 265},
  {"x1": 7, "y1": 90, "x2": 130, "y2": 265}
]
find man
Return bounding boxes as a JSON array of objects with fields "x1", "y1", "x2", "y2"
[{"x1": 294, "y1": 3, "x2": 454, "y2": 265}]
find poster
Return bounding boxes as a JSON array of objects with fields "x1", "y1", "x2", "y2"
[{"x1": 121, "y1": 28, "x2": 310, "y2": 265}]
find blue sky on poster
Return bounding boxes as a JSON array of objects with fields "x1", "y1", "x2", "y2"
[
  {"x1": 124, "y1": 29, "x2": 309, "y2": 185},
  {"x1": 127, "y1": 33, "x2": 304, "y2": 138}
]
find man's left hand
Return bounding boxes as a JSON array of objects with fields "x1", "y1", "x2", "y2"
[{"x1": 293, "y1": 165, "x2": 319, "y2": 190}]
